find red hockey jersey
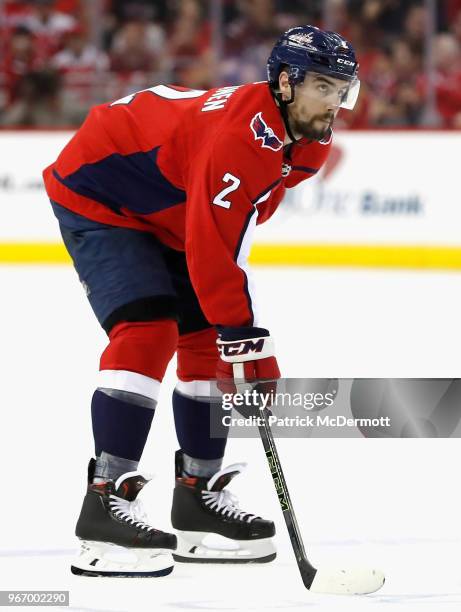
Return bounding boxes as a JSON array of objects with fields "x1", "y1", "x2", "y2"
[{"x1": 43, "y1": 82, "x2": 331, "y2": 327}]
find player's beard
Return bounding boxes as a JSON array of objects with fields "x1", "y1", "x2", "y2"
[{"x1": 290, "y1": 112, "x2": 334, "y2": 141}]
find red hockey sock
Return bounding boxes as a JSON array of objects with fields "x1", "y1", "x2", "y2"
[{"x1": 100, "y1": 319, "x2": 178, "y2": 381}]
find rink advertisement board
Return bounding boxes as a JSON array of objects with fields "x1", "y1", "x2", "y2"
[
  {"x1": 0, "y1": 131, "x2": 68, "y2": 241},
  {"x1": 256, "y1": 131, "x2": 461, "y2": 246},
  {"x1": 1, "y1": 130, "x2": 461, "y2": 268}
]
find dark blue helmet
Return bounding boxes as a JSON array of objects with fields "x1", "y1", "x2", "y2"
[{"x1": 267, "y1": 25, "x2": 360, "y2": 109}]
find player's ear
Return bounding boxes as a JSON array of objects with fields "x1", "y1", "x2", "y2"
[{"x1": 278, "y1": 71, "x2": 292, "y2": 102}]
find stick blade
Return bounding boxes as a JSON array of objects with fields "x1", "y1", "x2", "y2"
[{"x1": 309, "y1": 566, "x2": 385, "y2": 595}]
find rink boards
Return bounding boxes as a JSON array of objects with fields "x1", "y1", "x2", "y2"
[{"x1": 0, "y1": 130, "x2": 460, "y2": 268}]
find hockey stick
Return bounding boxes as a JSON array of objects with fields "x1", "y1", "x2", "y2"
[{"x1": 257, "y1": 405, "x2": 385, "y2": 595}]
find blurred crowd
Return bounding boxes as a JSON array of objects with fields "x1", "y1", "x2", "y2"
[{"x1": 1, "y1": 0, "x2": 461, "y2": 128}]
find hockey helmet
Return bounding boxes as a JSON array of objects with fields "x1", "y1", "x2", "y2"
[{"x1": 267, "y1": 25, "x2": 360, "y2": 110}]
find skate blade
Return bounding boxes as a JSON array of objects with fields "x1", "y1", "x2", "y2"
[
  {"x1": 71, "y1": 541, "x2": 174, "y2": 578},
  {"x1": 173, "y1": 552, "x2": 276, "y2": 564},
  {"x1": 70, "y1": 564, "x2": 174, "y2": 578},
  {"x1": 174, "y1": 532, "x2": 276, "y2": 564},
  {"x1": 309, "y1": 566, "x2": 385, "y2": 595}
]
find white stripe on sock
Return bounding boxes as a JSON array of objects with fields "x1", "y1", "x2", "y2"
[
  {"x1": 176, "y1": 380, "x2": 221, "y2": 399},
  {"x1": 98, "y1": 370, "x2": 160, "y2": 401}
]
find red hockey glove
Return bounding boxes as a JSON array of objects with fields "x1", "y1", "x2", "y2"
[{"x1": 216, "y1": 326, "x2": 281, "y2": 394}]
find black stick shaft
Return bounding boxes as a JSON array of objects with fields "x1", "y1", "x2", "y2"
[{"x1": 258, "y1": 407, "x2": 317, "y2": 589}]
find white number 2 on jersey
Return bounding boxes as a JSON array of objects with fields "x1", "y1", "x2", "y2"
[
  {"x1": 110, "y1": 85, "x2": 205, "y2": 106},
  {"x1": 213, "y1": 173, "x2": 241, "y2": 209}
]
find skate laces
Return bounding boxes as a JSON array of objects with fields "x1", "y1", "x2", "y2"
[
  {"x1": 202, "y1": 463, "x2": 258, "y2": 523},
  {"x1": 202, "y1": 488, "x2": 258, "y2": 522},
  {"x1": 109, "y1": 495, "x2": 155, "y2": 531}
]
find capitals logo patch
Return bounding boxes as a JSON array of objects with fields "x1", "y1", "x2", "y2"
[
  {"x1": 250, "y1": 112, "x2": 283, "y2": 152},
  {"x1": 282, "y1": 162, "x2": 292, "y2": 177},
  {"x1": 288, "y1": 32, "x2": 314, "y2": 47}
]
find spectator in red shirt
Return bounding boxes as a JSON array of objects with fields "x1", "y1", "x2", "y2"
[
  {"x1": 21, "y1": 0, "x2": 77, "y2": 60},
  {"x1": 51, "y1": 26, "x2": 109, "y2": 108},
  {"x1": 2, "y1": 26, "x2": 41, "y2": 104},
  {"x1": 433, "y1": 33, "x2": 461, "y2": 127}
]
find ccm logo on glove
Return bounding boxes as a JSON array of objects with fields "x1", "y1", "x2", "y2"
[
  {"x1": 218, "y1": 338, "x2": 265, "y2": 358},
  {"x1": 217, "y1": 334, "x2": 275, "y2": 363}
]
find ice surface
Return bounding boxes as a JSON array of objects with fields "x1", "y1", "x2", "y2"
[{"x1": 1, "y1": 266, "x2": 461, "y2": 611}]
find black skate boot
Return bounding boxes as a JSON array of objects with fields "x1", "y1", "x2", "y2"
[
  {"x1": 71, "y1": 459, "x2": 177, "y2": 577},
  {"x1": 171, "y1": 450, "x2": 276, "y2": 563}
]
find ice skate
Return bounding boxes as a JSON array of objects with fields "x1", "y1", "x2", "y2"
[
  {"x1": 171, "y1": 450, "x2": 276, "y2": 563},
  {"x1": 71, "y1": 459, "x2": 177, "y2": 577}
]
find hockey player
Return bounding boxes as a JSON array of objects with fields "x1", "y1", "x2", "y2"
[{"x1": 43, "y1": 25, "x2": 359, "y2": 577}]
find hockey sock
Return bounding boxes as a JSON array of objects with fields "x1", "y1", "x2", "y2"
[
  {"x1": 91, "y1": 388, "x2": 155, "y2": 467},
  {"x1": 100, "y1": 320, "x2": 178, "y2": 381},
  {"x1": 172, "y1": 388, "x2": 228, "y2": 475},
  {"x1": 91, "y1": 319, "x2": 177, "y2": 483}
]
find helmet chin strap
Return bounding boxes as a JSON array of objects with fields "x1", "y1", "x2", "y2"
[{"x1": 273, "y1": 87, "x2": 298, "y2": 144}]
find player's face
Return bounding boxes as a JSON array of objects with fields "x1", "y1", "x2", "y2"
[{"x1": 287, "y1": 72, "x2": 350, "y2": 141}]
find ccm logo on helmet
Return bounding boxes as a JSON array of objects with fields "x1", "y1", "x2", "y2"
[
  {"x1": 337, "y1": 58, "x2": 355, "y2": 66},
  {"x1": 219, "y1": 339, "x2": 265, "y2": 357}
]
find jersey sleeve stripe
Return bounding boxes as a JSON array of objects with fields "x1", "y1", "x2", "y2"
[
  {"x1": 251, "y1": 178, "x2": 282, "y2": 206},
  {"x1": 291, "y1": 165, "x2": 319, "y2": 174}
]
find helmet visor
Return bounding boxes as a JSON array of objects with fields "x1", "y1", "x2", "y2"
[
  {"x1": 298, "y1": 72, "x2": 361, "y2": 111},
  {"x1": 340, "y1": 77, "x2": 360, "y2": 110}
]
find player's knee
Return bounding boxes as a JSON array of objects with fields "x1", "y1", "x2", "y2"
[
  {"x1": 102, "y1": 296, "x2": 178, "y2": 334},
  {"x1": 176, "y1": 327, "x2": 218, "y2": 382},
  {"x1": 100, "y1": 319, "x2": 179, "y2": 382}
]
